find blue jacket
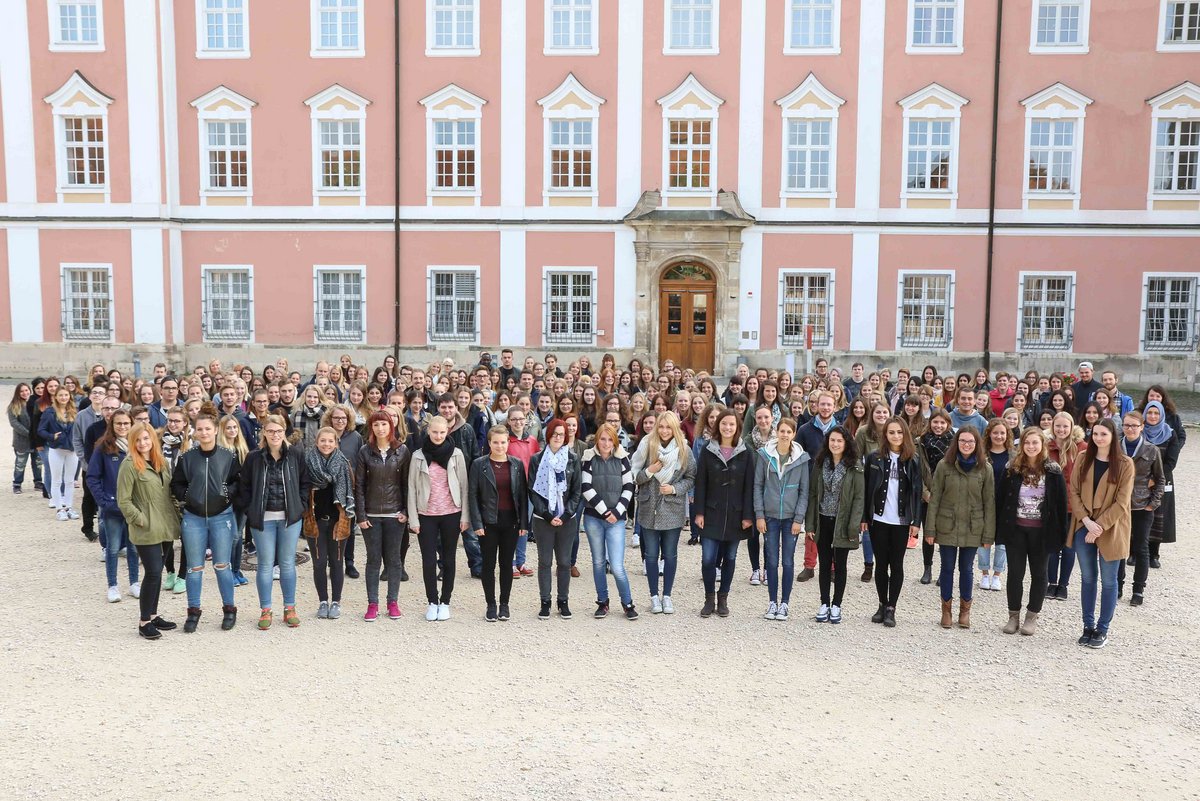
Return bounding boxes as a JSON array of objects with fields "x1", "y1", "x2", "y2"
[
  {"x1": 797, "y1": 417, "x2": 837, "y2": 465},
  {"x1": 87, "y1": 446, "x2": 127, "y2": 520},
  {"x1": 37, "y1": 411, "x2": 75, "y2": 452}
]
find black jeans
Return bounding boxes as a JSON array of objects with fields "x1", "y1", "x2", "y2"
[
  {"x1": 534, "y1": 516, "x2": 575, "y2": 603},
  {"x1": 309, "y1": 516, "x2": 346, "y2": 603},
  {"x1": 162, "y1": 541, "x2": 175, "y2": 575},
  {"x1": 343, "y1": 527, "x2": 356, "y2": 567},
  {"x1": 869, "y1": 522, "x2": 909, "y2": 606},
  {"x1": 481, "y1": 510, "x2": 519, "y2": 606},
  {"x1": 1004, "y1": 525, "x2": 1049, "y2": 613},
  {"x1": 746, "y1": 530, "x2": 762, "y2": 571},
  {"x1": 1118, "y1": 509, "x2": 1154, "y2": 595},
  {"x1": 817, "y1": 514, "x2": 849, "y2": 607},
  {"x1": 134, "y1": 543, "x2": 164, "y2": 622},
  {"x1": 418, "y1": 513, "x2": 461, "y2": 605},
  {"x1": 363, "y1": 517, "x2": 404, "y2": 604}
]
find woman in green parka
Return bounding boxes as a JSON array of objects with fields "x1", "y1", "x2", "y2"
[
  {"x1": 925, "y1": 427, "x2": 995, "y2": 631},
  {"x1": 805, "y1": 426, "x2": 865, "y2": 625},
  {"x1": 117, "y1": 423, "x2": 182, "y2": 640}
]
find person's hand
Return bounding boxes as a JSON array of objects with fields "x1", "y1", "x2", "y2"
[
  {"x1": 925, "y1": 536, "x2": 934, "y2": 545},
  {"x1": 459, "y1": 521, "x2": 469, "y2": 532},
  {"x1": 806, "y1": 529, "x2": 816, "y2": 541},
  {"x1": 410, "y1": 523, "x2": 420, "y2": 534},
  {"x1": 860, "y1": 522, "x2": 869, "y2": 533},
  {"x1": 359, "y1": 518, "x2": 372, "y2": 529},
  {"x1": 551, "y1": 516, "x2": 562, "y2": 527},
  {"x1": 605, "y1": 512, "x2": 618, "y2": 524},
  {"x1": 1085, "y1": 530, "x2": 1100, "y2": 544},
  {"x1": 791, "y1": 522, "x2": 802, "y2": 537},
  {"x1": 982, "y1": 543, "x2": 992, "y2": 550},
  {"x1": 909, "y1": 525, "x2": 920, "y2": 539},
  {"x1": 475, "y1": 528, "x2": 485, "y2": 538},
  {"x1": 646, "y1": 461, "x2": 662, "y2": 474},
  {"x1": 695, "y1": 515, "x2": 704, "y2": 529},
  {"x1": 756, "y1": 518, "x2": 767, "y2": 534},
  {"x1": 660, "y1": 484, "x2": 674, "y2": 495},
  {"x1": 519, "y1": 529, "x2": 527, "y2": 537},
  {"x1": 741, "y1": 519, "x2": 751, "y2": 530},
  {"x1": 395, "y1": 512, "x2": 407, "y2": 524}
]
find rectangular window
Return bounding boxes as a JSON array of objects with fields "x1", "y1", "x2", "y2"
[
  {"x1": 62, "y1": 266, "x2": 111, "y2": 341},
  {"x1": 899, "y1": 273, "x2": 952, "y2": 348},
  {"x1": 785, "y1": 119, "x2": 831, "y2": 191},
  {"x1": 788, "y1": 0, "x2": 835, "y2": 49},
  {"x1": 318, "y1": 0, "x2": 360, "y2": 50},
  {"x1": 315, "y1": 269, "x2": 365, "y2": 342},
  {"x1": 780, "y1": 272, "x2": 832, "y2": 347},
  {"x1": 429, "y1": 270, "x2": 479, "y2": 341},
  {"x1": 1164, "y1": 1, "x2": 1200, "y2": 44},
  {"x1": 63, "y1": 117, "x2": 106, "y2": 188},
  {"x1": 910, "y1": 0, "x2": 959, "y2": 48},
  {"x1": 1020, "y1": 275, "x2": 1073, "y2": 349},
  {"x1": 203, "y1": 268, "x2": 252, "y2": 341},
  {"x1": 55, "y1": 0, "x2": 99, "y2": 44},
  {"x1": 668, "y1": 0, "x2": 714, "y2": 50},
  {"x1": 667, "y1": 119, "x2": 712, "y2": 190},
  {"x1": 319, "y1": 120, "x2": 361, "y2": 190},
  {"x1": 1145, "y1": 276, "x2": 1198, "y2": 351},
  {"x1": 433, "y1": 120, "x2": 477, "y2": 189},
  {"x1": 549, "y1": 0, "x2": 594, "y2": 50},
  {"x1": 1035, "y1": 0, "x2": 1083, "y2": 45},
  {"x1": 205, "y1": 121, "x2": 248, "y2": 190},
  {"x1": 1027, "y1": 119, "x2": 1075, "y2": 192},
  {"x1": 202, "y1": 0, "x2": 246, "y2": 51},
  {"x1": 906, "y1": 119, "x2": 952, "y2": 191},
  {"x1": 432, "y1": 0, "x2": 477, "y2": 49},
  {"x1": 1154, "y1": 120, "x2": 1200, "y2": 193},
  {"x1": 545, "y1": 270, "x2": 595, "y2": 344},
  {"x1": 549, "y1": 120, "x2": 593, "y2": 190}
]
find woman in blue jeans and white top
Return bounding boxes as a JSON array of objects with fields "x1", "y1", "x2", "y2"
[
  {"x1": 580, "y1": 424, "x2": 637, "y2": 620},
  {"x1": 87, "y1": 409, "x2": 140, "y2": 603},
  {"x1": 695, "y1": 409, "x2": 754, "y2": 618},
  {"x1": 631, "y1": 411, "x2": 695, "y2": 615},
  {"x1": 978, "y1": 419, "x2": 1012, "y2": 592},
  {"x1": 170, "y1": 411, "x2": 242, "y2": 633},
  {"x1": 753, "y1": 416, "x2": 809, "y2": 621}
]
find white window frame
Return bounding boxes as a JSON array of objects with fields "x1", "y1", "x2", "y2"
[
  {"x1": 776, "y1": 74, "x2": 844, "y2": 205},
  {"x1": 420, "y1": 84, "x2": 486, "y2": 205},
  {"x1": 906, "y1": 0, "x2": 964, "y2": 55},
  {"x1": 1140, "y1": 273, "x2": 1200, "y2": 352},
  {"x1": 896, "y1": 270, "x2": 955, "y2": 349},
  {"x1": 545, "y1": 0, "x2": 599, "y2": 55},
  {"x1": 47, "y1": 0, "x2": 104, "y2": 52},
  {"x1": 311, "y1": 0, "x2": 364, "y2": 58},
  {"x1": 1021, "y1": 83, "x2": 1092, "y2": 210},
  {"x1": 304, "y1": 85, "x2": 370, "y2": 205},
  {"x1": 783, "y1": 0, "x2": 841, "y2": 55},
  {"x1": 313, "y1": 266, "x2": 367, "y2": 344},
  {"x1": 44, "y1": 71, "x2": 112, "y2": 203},
  {"x1": 1159, "y1": 0, "x2": 1200, "y2": 51},
  {"x1": 899, "y1": 83, "x2": 967, "y2": 208},
  {"x1": 538, "y1": 74, "x2": 605, "y2": 204},
  {"x1": 426, "y1": 0, "x2": 480, "y2": 57},
  {"x1": 1016, "y1": 272, "x2": 1075, "y2": 350},
  {"x1": 778, "y1": 270, "x2": 835, "y2": 349},
  {"x1": 195, "y1": 0, "x2": 250, "y2": 59},
  {"x1": 190, "y1": 86, "x2": 256, "y2": 204},
  {"x1": 658, "y1": 74, "x2": 723, "y2": 204},
  {"x1": 60, "y1": 263, "x2": 114, "y2": 342},
  {"x1": 201, "y1": 265, "x2": 255, "y2": 343},
  {"x1": 1147, "y1": 82, "x2": 1200, "y2": 206},
  {"x1": 1029, "y1": 0, "x2": 1090, "y2": 54},
  {"x1": 426, "y1": 266, "x2": 482, "y2": 345},
  {"x1": 663, "y1": 0, "x2": 719, "y2": 55},
  {"x1": 542, "y1": 266, "x2": 599, "y2": 347}
]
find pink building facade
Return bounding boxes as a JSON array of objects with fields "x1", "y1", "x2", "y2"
[{"x1": 1, "y1": 0, "x2": 1199, "y2": 382}]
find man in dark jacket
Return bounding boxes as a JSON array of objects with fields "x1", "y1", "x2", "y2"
[{"x1": 1071, "y1": 361, "x2": 1102, "y2": 406}]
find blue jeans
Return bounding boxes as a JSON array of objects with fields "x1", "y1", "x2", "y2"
[
  {"x1": 978, "y1": 543, "x2": 1007, "y2": 573},
  {"x1": 462, "y1": 528, "x2": 482, "y2": 575},
  {"x1": 101, "y1": 511, "x2": 140, "y2": 588},
  {"x1": 763, "y1": 518, "x2": 799, "y2": 603},
  {"x1": 13, "y1": 449, "x2": 31, "y2": 488},
  {"x1": 251, "y1": 519, "x2": 302, "y2": 609},
  {"x1": 231, "y1": 510, "x2": 247, "y2": 579},
  {"x1": 642, "y1": 527, "x2": 680, "y2": 597},
  {"x1": 513, "y1": 498, "x2": 533, "y2": 569},
  {"x1": 1075, "y1": 535, "x2": 1120, "y2": 634},
  {"x1": 861, "y1": 525, "x2": 874, "y2": 565},
  {"x1": 701, "y1": 537, "x2": 738, "y2": 594},
  {"x1": 1047, "y1": 546, "x2": 1076, "y2": 587},
  {"x1": 181, "y1": 508, "x2": 237, "y2": 608},
  {"x1": 584, "y1": 515, "x2": 632, "y2": 606},
  {"x1": 939, "y1": 544, "x2": 978, "y2": 602}
]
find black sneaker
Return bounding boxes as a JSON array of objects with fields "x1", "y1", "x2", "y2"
[
  {"x1": 400, "y1": 566, "x2": 410, "y2": 582},
  {"x1": 1057, "y1": 585, "x2": 1069, "y2": 601},
  {"x1": 594, "y1": 601, "x2": 609, "y2": 618},
  {"x1": 498, "y1": 604, "x2": 510, "y2": 621},
  {"x1": 1046, "y1": 584, "x2": 1058, "y2": 599},
  {"x1": 138, "y1": 622, "x2": 162, "y2": 640},
  {"x1": 485, "y1": 603, "x2": 497, "y2": 622},
  {"x1": 538, "y1": 600, "x2": 551, "y2": 619},
  {"x1": 1150, "y1": 558, "x2": 1161, "y2": 569},
  {"x1": 1077, "y1": 628, "x2": 1096, "y2": 646},
  {"x1": 12, "y1": 486, "x2": 22, "y2": 495},
  {"x1": 623, "y1": 603, "x2": 639, "y2": 620},
  {"x1": 1130, "y1": 594, "x2": 1144, "y2": 607},
  {"x1": 1118, "y1": 584, "x2": 1124, "y2": 600},
  {"x1": 558, "y1": 600, "x2": 573, "y2": 619},
  {"x1": 345, "y1": 564, "x2": 360, "y2": 579},
  {"x1": 871, "y1": 604, "x2": 886, "y2": 624},
  {"x1": 1087, "y1": 631, "x2": 1108, "y2": 649},
  {"x1": 882, "y1": 606, "x2": 896, "y2": 628},
  {"x1": 151, "y1": 616, "x2": 177, "y2": 631},
  {"x1": 82, "y1": 528, "x2": 97, "y2": 542}
]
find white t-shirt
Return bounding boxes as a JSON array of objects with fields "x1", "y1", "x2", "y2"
[{"x1": 875, "y1": 452, "x2": 902, "y2": 525}]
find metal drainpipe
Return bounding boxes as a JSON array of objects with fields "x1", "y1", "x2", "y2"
[
  {"x1": 982, "y1": 0, "x2": 1004, "y2": 371},
  {"x1": 392, "y1": 0, "x2": 402, "y2": 365}
]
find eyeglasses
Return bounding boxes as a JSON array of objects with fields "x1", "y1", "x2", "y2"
[
  {"x1": 264, "y1": 428, "x2": 285, "y2": 435},
  {"x1": 1122, "y1": 423, "x2": 1142, "y2": 429}
]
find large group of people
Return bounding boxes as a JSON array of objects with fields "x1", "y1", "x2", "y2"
[{"x1": 7, "y1": 352, "x2": 1181, "y2": 648}]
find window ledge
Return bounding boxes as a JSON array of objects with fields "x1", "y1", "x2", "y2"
[
  {"x1": 1158, "y1": 41, "x2": 1200, "y2": 52},
  {"x1": 543, "y1": 46, "x2": 599, "y2": 56},
  {"x1": 905, "y1": 44, "x2": 963, "y2": 55},
  {"x1": 425, "y1": 47, "x2": 481, "y2": 57},
  {"x1": 195, "y1": 49, "x2": 251, "y2": 59},
  {"x1": 310, "y1": 48, "x2": 366, "y2": 59},
  {"x1": 49, "y1": 42, "x2": 104, "y2": 53},
  {"x1": 782, "y1": 46, "x2": 841, "y2": 56},
  {"x1": 662, "y1": 46, "x2": 720, "y2": 56},
  {"x1": 1029, "y1": 44, "x2": 1090, "y2": 55}
]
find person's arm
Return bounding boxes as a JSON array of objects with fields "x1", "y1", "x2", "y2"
[
  {"x1": 1050, "y1": 470, "x2": 1070, "y2": 546},
  {"x1": 793, "y1": 460, "x2": 810, "y2": 528},
  {"x1": 233, "y1": 452, "x2": 253, "y2": 513},
  {"x1": 467, "y1": 459, "x2": 485, "y2": 532},
  {"x1": 514, "y1": 460, "x2": 529, "y2": 531},
  {"x1": 981, "y1": 467, "x2": 996, "y2": 546},
  {"x1": 580, "y1": 454, "x2": 607, "y2": 516},
  {"x1": 908, "y1": 459, "x2": 925, "y2": 526},
  {"x1": 1147, "y1": 450, "x2": 1165, "y2": 511},
  {"x1": 563, "y1": 453, "x2": 583, "y2": 520},
  {"x1": 297, "y1": 449, "x2": 313, "y2": 506},
  {"x1": 116, "y1": 461, "x2": 148, "y2": 530},
  {"x1": 742, "y1": 453, "x2": 758, "y2": 528},
  {"x1": 170, "y1": 454, "x2": 188, "y2": 502},
  {"x1": 405, "y1": 454, "x2": 419, "y2": 529},
  {"x1": 925, "y1": 466, "x2": 942, "y2": 534},
  {"x1": 457, "y1": 455, "x2": 470, "y2": 529},
  {"x1": 225, "y1": 454, "x2": 241, "y2": 507},
  {"x1": 1093, "y1": 462, "x2": 1135, "y2": 533},
  {"x1": 672, "y1": 453, "x2": 696, "y2": 498},
  {"x1": 70, "y1": 416, "x2": 86, "y2": 460},
  {"x1": 1067, "y1": 461, "x2": 1085, "y2": 523},
  {"x1": 693, "y1": 451, "x2": 707, "y2": 512},
  {"x1": 85, "y1": 449, "x2": 107, "y2": 506},
  {"x1": 613, "y1": 456, "x2": 634, "y2": 519},
  {"x1": 752, "y1": 452, "x2": 766, "y2": 520}
]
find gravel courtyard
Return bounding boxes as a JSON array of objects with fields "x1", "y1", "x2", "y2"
[{"x1": 1, "y1": 417, "x2": 1196, "y2": 800}]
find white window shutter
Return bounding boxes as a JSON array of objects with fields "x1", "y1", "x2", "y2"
[
  {"x1": 426, "y1": 271, "x2": 436, "y2": 338},
  {"x1": 591, "y1": 272, "x2": 598, "y2": 339},
  {"x1": 1139, "y1": 274, "x2": 1150, "y2": 350},
  {"x1": 201, "y1": 271, "x2": 210, "y2": 335},
  {"x1": 825, "y1": 271, "x2": 836, "y2": 348},
  {"x1": 473, "y1": 271, "x2": 481, "y2": 337},
  {"x1": 946, "y1": 273, "x2": 956, "y2": 347},
  {"x1": 59, "y1": 266, "x2": 68, "y2": 336},
  {"x1": 1065, "y1": 276, "x2": 1076, "y2": 349},
  {"x1": 542, "y1": 272, "x2": 551, "y2": 342},
  {"x1": 313, "y1": 271, "x2": 321, "y2": 339}
]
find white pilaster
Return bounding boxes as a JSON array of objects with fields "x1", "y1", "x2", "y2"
[
  {"x1": 612, "y1": 228, "x2": 636, "y2": 348},
  {"x1": 850, "y1": 232, "x2": 880, "y2": 350},
  {"x1": 130, "y1": 228, "x2": 166, "y2": 344},
  {"x1": 0, "y1": 0, "x2": 37, "y2": 205},
  {"x1": 499, "y1": 229, "x2": 526, "y2": 345},
  {"x1": 850, "y1": 0, "x2": 886, "y2": 351},
  {"x1": 616, "y1": 0, "x2": 644, "y2": 212},
  {"x1": 737, "y1": 0, "x2": 766, "y2": 213},
  {"x1": 500, "y1": 0, "x2": 526, "y2": 210},
  {"x1": 7, "y1": 228, "x2": 44, "y2": 343},
  {"x1": 159, "y1": 0, "x2": 184, "y2": 344},
  {"x1": 125, "y1": 0, "x2": 162, "y2": 210},
  {"x1": 738, "y1": 228, "x2": 762, "y2": 351}
]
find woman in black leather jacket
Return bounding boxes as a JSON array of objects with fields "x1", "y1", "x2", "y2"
[
  {"x1": 862, "y1": 417, "x2": 923, "y2": 628},
  {"x1": 468, "y1": 425, "x2": 529, "y2": 622},
  {"x1": 354, "y1": 410, "x2": 410, "y2": 622}
]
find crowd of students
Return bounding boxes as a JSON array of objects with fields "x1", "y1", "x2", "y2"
[{"x1": 7, "y1": 352, "x2": 1181, "y2": 647}]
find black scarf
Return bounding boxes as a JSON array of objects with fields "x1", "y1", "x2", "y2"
[{"x1": 422, "y1": 435, "x2": 454, "y2": 470}]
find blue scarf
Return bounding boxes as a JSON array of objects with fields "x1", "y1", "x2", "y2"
[
  {"x1": 1142, "y1": 401, "x2": 1174, "y2": 446},
  {"x1": 957, "y1": 453, "x2": 977, "y2": 471}
]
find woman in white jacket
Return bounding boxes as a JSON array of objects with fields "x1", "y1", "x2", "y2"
[{"x1": 406, "y1": 415, "x2": 470, "y2": 622}]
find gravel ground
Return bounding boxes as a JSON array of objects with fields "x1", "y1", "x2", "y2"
[{"x1": 1, "y1": 417, "x2": 1197, "y2": 800}]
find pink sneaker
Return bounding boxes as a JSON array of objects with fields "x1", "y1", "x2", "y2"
[
  {"x1": 387, "y1": 601, "x2": 402, "y2": 619},
  {"x1": 363, "y1": 603, "x2": 378, "y2": 622}
]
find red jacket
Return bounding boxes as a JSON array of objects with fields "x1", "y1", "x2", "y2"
[
  {"x1": 988, "y1": 388, "x2": 1012, "y2": 418},
  {"x1": 507, "y1": 433, "x2": 540, "y2": 475}
]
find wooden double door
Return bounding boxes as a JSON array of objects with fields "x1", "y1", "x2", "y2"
[{"x1": 657, "y1": 263, "x2": 716, "y2": 372}]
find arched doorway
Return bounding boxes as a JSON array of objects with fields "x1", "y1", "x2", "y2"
[{"x1": 658, "y1": 262, "x2": 717, "y2": 371}]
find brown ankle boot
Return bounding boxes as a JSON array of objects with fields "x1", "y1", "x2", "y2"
[
  {"x1": 1019, "y1": 611, "x2": 1039, "y2": 636},
  {"x1": 700, "y1": 592, "x2": 716, "y2": 618},
  {"x1": 716, "y1": 592, "x2": 729, "y2": 617},
  {"x1": 940, "y1": 599, "x2": 953, "y2": 629},
  {"x1": 1002, "y1": 610, "x2": 1020, "y2": 634},
  {"x1": 957, "y1": 599, "x2": 972, "y2": 629}
]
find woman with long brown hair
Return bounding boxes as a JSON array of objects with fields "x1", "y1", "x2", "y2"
[
  {"x1": 39, "y1": 383, "x2": 78, "y2": 519},
  {"x1": 862, "y1": 418, "x2": 923, "y2": 627}
]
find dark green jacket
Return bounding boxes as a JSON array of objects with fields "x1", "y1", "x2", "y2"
[
  {"x1": 805, "y1": 459, "x2": 865, "y2": 550},
  {"x1": 926, "y1": 458, "x2": 996, "y2": 547}
]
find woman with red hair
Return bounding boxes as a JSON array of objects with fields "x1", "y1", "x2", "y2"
[{"x1": 355, "y1": 410, "x2": 411, "y2": 622}]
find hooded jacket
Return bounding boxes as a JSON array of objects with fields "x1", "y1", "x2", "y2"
[{"x1": 753, "y1": 440, "x2": 811, "y2": 524}]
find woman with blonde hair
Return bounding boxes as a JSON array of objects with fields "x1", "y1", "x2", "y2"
[
  {"x1": 631, "y1": 410, "x2": 695, "y2": 613},
  {"x1": 218, "y1": 414, "x2": 252, "y2": 587},
  {"x1": 303, "y1": 425, "x2": 356, "y2": 620},
  {"x1": 1044, "y1": 412, "x2": 1084, "y2": 601}
]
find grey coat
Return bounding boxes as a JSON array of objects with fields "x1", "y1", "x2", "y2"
[
  {"x1": 632, "y1": 441, "x2": 696, "y2": 531},
  {"x1": 8, "y1": 406, "x2": 31, "y2": 453}
]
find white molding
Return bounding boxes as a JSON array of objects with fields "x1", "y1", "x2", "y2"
[
  {"x1": 310, "y1": 0, "x2": 365, "y2": 58},
  {"x1": 1146, "y1": 82, "x2": 1200, "y2": 208},
  {"x1": 194, "y1": 0, "x2": 250, "y2": 59},
  {"x1": 543, "y1": 0, "x2": 600, "y2": 55},
  {"x1": 305, "y1": 84, "x2": 370, "y2": 206},
  {"x1": 312, "y1": 264, "x2": 367, "y2": 344},
  {"x1": 777, "y1": 268, "x2": 836, "y2": 349},
  {"x1": 421, "y1": 84, "x2": 486, "y2": 205},
  {"x1": 538, "y1": 74, "x2": 604, "y2": 205},
  {"x1": 425, "y1": 264, "x2": 481, "y2": 346},
  {"x1": 1158, "y1": 0, "x2": 1200, "y2": 52},
  {"x1": 1015, "y1": 270, "x2": 1076, "y2": 350},
  {"x1": 425, "y1": 0, "x2": 481, "y2": 57},
  {"x1": 125, "y1": 0, "x2": 162, "y2": 208},
  {"x1": 849, "y1": 231, "x2": 879, "y2": 349},
  {"x1": 1138, "y1": 271, "x2": 1200, "y2": 353},
  {"x1": 499, "y1": 229, "x2": 526, "y2": 345},
  {"x1": 1, "y1": 0, "x2": 38, "y2": 206},
  {"x1": 895, "y1": 268, "x2": 956, "y2": 350},
  {"x1": 501, "y1": 0, "x2": 527, "y2": 209},
  {"x1": 782, "y1": 0, "x2": 842, "y2": 55},
  {"x1": 658, "y1": 74, "x2": 724, "y2": 204},
  {"x1": 854, "y1": 0, "x2": 886, "y2": 212},
  {"x1": 60, "y1": 261, "x2": 115, "y2": 343},
  {"x1": 738, "y1": 0, "x2": 766, "y2": 211},
  {"x1": 905, "y1": 0, "x2": 964, "y2": 54},
  {"x1": 662, "y1": 0, "x2": 720, "y2": 55},
  {"x1": 737, "y1": 228, "x2": 762, "y2": 350},
  {"x1": 200, "y1": 264, "x2": 256, "y2": 343},
  {"x1": 615, "y1": 0, "x2": 644, "y2": 210},
  {"x1": 130, "y1": 227, "x2": 166, "y2": 343},
  {"x1": 191, "y1": 87, "x2": 256, "y2": 205},
  {"x1": 540, "y1": 265, "x2": 599, "y2": 348},
  {"x1": 776, "y1": 73, "x2": 844, "y2": 206},
  {"x1": 1029, "y1": 0, "x2": 1091, "y2": 54},
  {"x1": 47, "y1": 0, "x2": 105, "y2": 52},
  {"x1": 7, "y1": 228, "x2": 43, "y2": 343},
  {"x1": 612, "y1": 228, "x2": 636, "y2": 348},
  {"x1": 1020, "y1": 83, "x2": 1092, "y2": 210},
  {"x1": 44, "y1": 71, "x2": 113, "y2": 204},
  {"x1": 899, "y1": 83, "x2": 968, "y2": 209}
]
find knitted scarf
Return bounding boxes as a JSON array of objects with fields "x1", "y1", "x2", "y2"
[
  {"x1": 304, "y1": 445, "x2": 355, "y2": 517},
  {"x1": 421, "y1": 435, "x2": 455, "y2": 470}
]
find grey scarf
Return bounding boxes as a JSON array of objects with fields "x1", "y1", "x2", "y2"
[{"x1": 304, "y1": 446, "x2": 355, "y2": 518}]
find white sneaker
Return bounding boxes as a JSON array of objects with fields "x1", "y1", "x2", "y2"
[
  {"x1": 129, "y1": 582, "x2": 141, "y2": 599},
  {"x1": 632, "y1": 533, "x2": 640, "y2": 547},
  {"x1": 749, "y1": 569, "x2": 761, "y2": 586},
  {"x1": 425, "y1": 603, "x2": 439, "y2": 621},
  {"x1": 273, "y1": 565, "x2": 280, "y2": 581},
  {"x1": 436, "y1": 603, "x2": 450, "y2": 621},
  {"x1": 829, "y1": 604, "x2": 842, "y2": 624},
  {"x1": 662, "y1": 595, "x2": 674, "y2": 614},
  {"x1": 49, "y1": 498, "x2": 57, "y2": 508},
  {"x1": 980, "y1": 573, "x2": 991, "y2": 589},
  {"x1": 66, "y1": 508, "x2": 80, "y2": 520},
  {"x1": 99, "y1": 547, "x2": 107, "y2": 562},
  {"x1": 776, "y1": 602, "x2": 790, "y2": 621},
  {"x1": 55, "y1": 508, "x2": 68, "y2": 521},
  {"x1": 764, "y1": 601, "x2": 778, "y2": 620},
  {"x1": 106, "y1": 586, "x2": 120, "y2": 603},
  {"x1": 991, "y1": 574, "x2": 1003, "y2": 591},
  {"x1": 651, "y1": 595, "x2": 663, "y2": 614},
  {"x1": 815, "y1": 603, "x2": 829, "y2": 622}
]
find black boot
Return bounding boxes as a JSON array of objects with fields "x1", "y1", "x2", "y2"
[
  {"x1": 221, "y1": 605, "x2": 237, "y2": 631},
  {"x1": 344, "y1": 563, "x2": 359, "y2": 579},
  {"x1": 151, "y1": 616, "x2": 177, "y2": 631},
  {"x1": 882, "y1": 606, "x2": 896, "y2": 628},
  {"x1": 539, "y1": 600, "x2": 551, "y2": 619},
  {"x1": 871, "y1": 603, "x2": 886, "y2": 623},
  {"x1": 919, "y1": 565, "x2": 933, "y2": 585},
  {"x1": 184, "y1": 607, "x2": 202, "y2": 633},
  {"x1": 716, "y1": 593, "x2": 730, "y2": 617},
  {"x1": 700, "y1": 592, "x2": 716, "y2": 618}
]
